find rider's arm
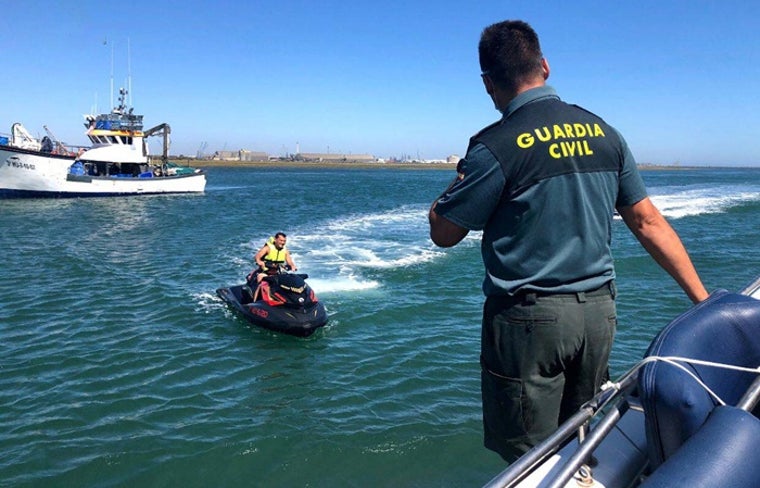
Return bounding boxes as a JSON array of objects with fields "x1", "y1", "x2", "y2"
[
  {"x1": 247, "y1": 245, "x2": 268, "y2": 281},
  {"x1": 285, "y1": 250, "x2": 297, "y2": 271},
  {"x1": 254, "y1": 245, "x2": 269, "y2": 269}
]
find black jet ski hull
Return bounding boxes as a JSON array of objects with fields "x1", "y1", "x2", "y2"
[{"x1": 216, "y1": 284, "x2": 328, "y2": 337}]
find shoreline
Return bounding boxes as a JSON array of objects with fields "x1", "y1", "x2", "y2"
[
  {"x1": 188, "y1": 160, "x2": 458, "y2": 170},
  {"x1": 174, "y1": 159, "x2": 730, "y2": 171}
]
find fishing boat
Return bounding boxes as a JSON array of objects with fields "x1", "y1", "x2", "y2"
[
  {"x1": 484, "y1": 275, "x2": 760, "y2": 487},
  {"x1": 0, "y1": 88, "x2": 205, "y2": 198}
]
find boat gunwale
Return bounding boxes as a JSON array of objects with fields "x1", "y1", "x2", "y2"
[{"x1": 484, "y1": 277, "x2": 760, "y2": 488}]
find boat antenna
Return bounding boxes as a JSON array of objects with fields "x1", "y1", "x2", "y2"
[
  {"x1": 127, "y1": 37, "x2": 132, "y2": 108},
  {"x1": 110, "y1": 40, "x2": 114, "y2": 110}
]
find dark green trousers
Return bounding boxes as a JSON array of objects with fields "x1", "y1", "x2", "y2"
[{"x1": 480, "y1": 282, "x2": 617, "y2": 462}]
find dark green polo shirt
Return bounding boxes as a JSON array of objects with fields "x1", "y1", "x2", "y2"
[{"x1": 434, "y1": 86, "x2": 647, "y2": 295}]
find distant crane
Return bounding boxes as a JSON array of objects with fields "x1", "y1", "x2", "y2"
[{"x1": 196, "y1": 141, "x2": 208, "y2": 159}]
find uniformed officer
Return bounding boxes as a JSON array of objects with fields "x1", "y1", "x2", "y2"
[{"x1": 428, "y1": 19, "x2": 708, "y2": 462}]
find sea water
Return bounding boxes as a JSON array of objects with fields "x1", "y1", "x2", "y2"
[{"x1": 1, "y1": 166, "x2": 759, "y2": 486}]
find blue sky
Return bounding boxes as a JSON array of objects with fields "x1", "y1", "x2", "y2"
[{"x1": 2, "y1": 1, "x2": 759, "y2": 165}]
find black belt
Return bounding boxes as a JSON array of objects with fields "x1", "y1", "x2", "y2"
[{"x1": 514, "y1": 281, "x2": 616, "y2": 305}]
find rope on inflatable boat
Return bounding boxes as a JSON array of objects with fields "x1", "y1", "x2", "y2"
[{"x1": 601, "y1": 356, "x2": 760, "y2": 407}]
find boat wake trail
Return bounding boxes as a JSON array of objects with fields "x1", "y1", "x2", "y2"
[
  {"x1": 650, "y1": 183, "x2": 760, "y2": 218},
  {"x1": 285, "y1": 205, "x2": 447, "y2": 294}
]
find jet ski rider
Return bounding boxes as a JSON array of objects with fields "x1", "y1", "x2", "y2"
[{"x1": 246, "y1": 232, "x2": 298, "y2": 300}]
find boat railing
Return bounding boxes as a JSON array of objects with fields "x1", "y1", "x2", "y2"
[
  {"x1": 484, "y1": 355, "x2": 760, "y2": 488},
  {"x1": 485, "y1": 280, "x2": 760, "y2": 487},
  {"x1": 741, "y1": 275, "x2": 760, "y2": 299},
  {"x1": 483, "y1": 367, "x2": 640, "y2": 488},
  {"x1": 736, "y1": 374, "x2": 760, "y2": 411}
]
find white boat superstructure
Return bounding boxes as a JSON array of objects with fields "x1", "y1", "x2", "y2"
[{"x1": 0, "y1": 88, "x2": 205, "y2": 198}]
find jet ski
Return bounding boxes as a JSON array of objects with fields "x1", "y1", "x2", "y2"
[{"x1": 216, "y1": 267, "x2": 328, "y2": 337}]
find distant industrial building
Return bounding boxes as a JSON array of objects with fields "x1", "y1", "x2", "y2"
[
  {"x1": 212, "y1": 150, "x2": 270, "y2": 161},
  {"x1": 295, "y1": 153, "x2": 376, "y2": 162},
  {"x1": 206, "y1": 148, "x2": 455, "y2": 164}
]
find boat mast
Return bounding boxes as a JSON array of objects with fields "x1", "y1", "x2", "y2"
[
  {"x1": 127, "y1": 37, "x2": 132, "y2": 108},
  {"x1": 110, "y1": 41, "x2": 114, "y2": 111}
]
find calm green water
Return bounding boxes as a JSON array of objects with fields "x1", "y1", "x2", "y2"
[{"x1": 1, "y1": 166, "x2": 759, "y2": 487}]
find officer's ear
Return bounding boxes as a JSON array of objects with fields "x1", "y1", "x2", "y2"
[
  {"x1": 541, "y1": 58, "x2": 550, "y2": 80},
  {"x1": 481, "y1": 73, "x2": 494, "y2": 96}
]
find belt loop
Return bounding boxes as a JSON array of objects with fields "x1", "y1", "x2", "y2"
[
  {"x1": 576, "y1": 291, "x2": 586, "y2": 303},
  {"x1": 523, "y1": 292, "x2": 537, "y2": 305},
  {"x1": 609, "y1": 281, "x2": 617, "y2": 299}
]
